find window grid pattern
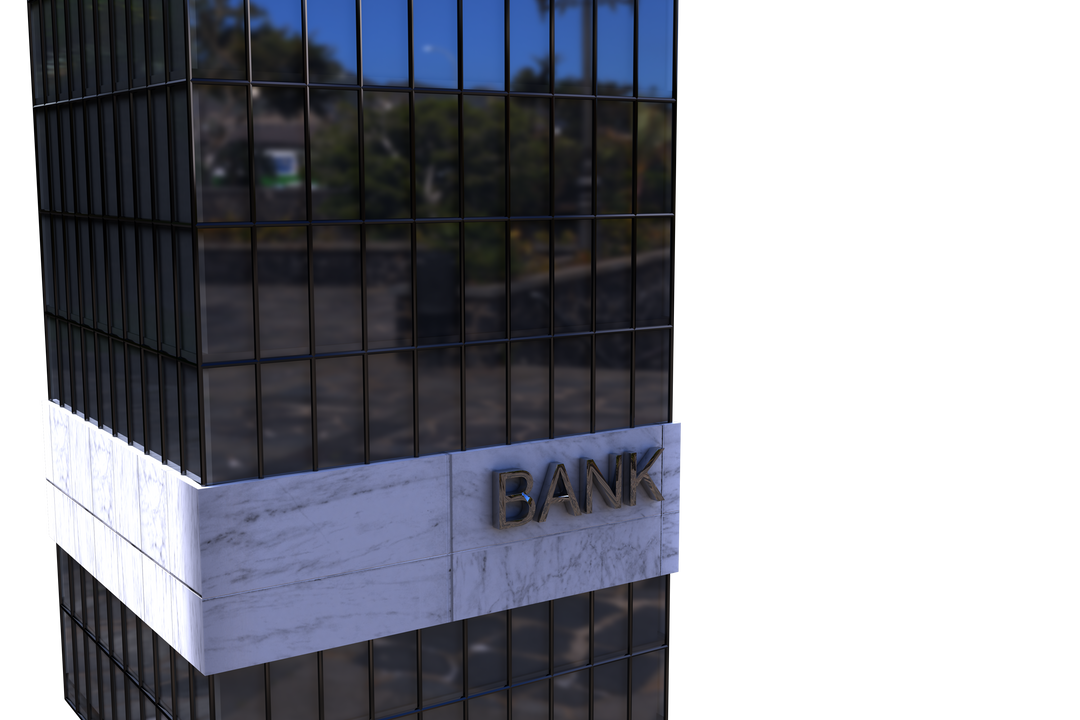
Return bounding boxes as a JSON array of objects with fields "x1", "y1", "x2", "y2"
[
  {"x1": 57, "y1": 546, "x2": 669, "y2": 720},
  {"x1": 29, "y1": 0, "x2": 678, "y2": 486}
]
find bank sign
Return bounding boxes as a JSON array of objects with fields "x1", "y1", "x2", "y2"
[{"x1": 492, "y1": 449, "x2": 665, "y2": 529}]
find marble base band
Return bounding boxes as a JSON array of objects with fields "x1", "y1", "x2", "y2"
[{"x1": 43, "y1": 400, "x2": 681, "y2": 676}]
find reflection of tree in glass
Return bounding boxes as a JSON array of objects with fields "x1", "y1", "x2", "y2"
[
  {"x1": 363, "y1": 93, "x2": 411, "y2": 219},
  {"x1": 636, "y1": 104, "x2": 672, "y2": 213},
  {"x1": 463, "y1": 97, "x2": 505, "y2": 218},
  {"x1": 415, "y1": 96, "x2": 459, "y2": 217},
  {"x1": 310, "y1": 93, "x2": 360, "y2": 219}
]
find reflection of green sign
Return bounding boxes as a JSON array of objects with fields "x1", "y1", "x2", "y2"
[{"x1": 493, "y1": 448, "x2": 664, "y2": 529}]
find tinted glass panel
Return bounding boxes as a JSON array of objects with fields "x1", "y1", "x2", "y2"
[
  {"x1": 114, "y1": 0, "x2": 130, "y2": 88},
  {"x1": 169, "y1": 0, "x2": 185, "y2": 80},
  {"x1": 182, "y1": 363, "x2": 202, "y2": 475},
  {"x1": 553, "y1": 99, "x2": 592, "y2": 215},
  {"x1": 123, "y1": 225, "x2": 138, "y2": 340},
  {"x1": 102, "y1": 101, "x2": 119, "y2": 215},
  {"x1": 178, "y1": 229, "x2": 198, "y2": 359},
  {"x1": 83, "y1": 0, "x2": 97, "y2": 94},
  {"x1": 634, "y1": 329, "x2": 669, "y2": 426},
  {"x1": 199, "y1": 228, "x2": 254, "y2": 362},
  {"x1": 73, "y1": 105, "x2": 88, "y2": 214},
  {"x1": 509, "y1": 220, "x2": 549, "y2": 337},
  {"x1": 509, "y1": 0, "x2": 548, "y2": 92},
  {"x1": 553, "y1": 591, "x2": 590, "y2": 672},
  {"x1": 361, "y1": 0, "x2": 409, "y2": 86},
  {"x1": 108, "y1": 224, "x2": 123, "y2": 336},
  {"x1": 261, "y1": 360, "x2": 313, "y2": 475},
  {"x1": 597, "y1": 0, "x2": 633, "y2": 95},
  {"x1": 465, "y1": 342, "x2": 505, "y2": 449},
  {"x1": 313, "y1": 225, "x2": 363, "y2": 352},
  {"x1": 113, "y1": 340, "x2": 128, "y2": 438},
  {"x1": 511, "y1": 602, "x2": 549, "y2": 683},
  {"x1": 594, "y1": 659, "x2": 628, "y2": 720},
  {"x1": 193, "y1": 84, "x2": 250, "y2": 222},
  {"x1": 204, "y1": 364, "x2": 258, "y2": 483},
  {"x1": 61, "y1": 107, "x2": 75, "y2": 210},
  {"x1": 513, "y1": 680, "x2": 549, "y2": 720},
  {"x1": 509, "y1": 97, "x2": 550, "y2": 217},
  {"x1": 131, "y1": 0, "x2": 147, "y2": 86},
  {"x1": 310, "y1": 89, "x2": 361, "y2": 220},
  {"x1": 596, "y1": 101, "x2": 633, "y2": 214},
  {"x1": 190, "y1": 0, "x2": 246, "y2": 79},
  {"x1": 66, "y1": 0, "x2": 81, "y2": 97},
  {"x1": 425, "y1": 703, "x2": 462, "y2": 720},
  {"x1": 35, "y1": 111, "x2": 49, "y2": 210},
  {"x1": 164, "y1": 358, "x2": 182, "y2": 466},
  {"x1": 213, "y1": 664, "x2": 265, "y2": 720},
  {"x1": 554, "y1": 0, "x2": 592, "y2": 94},
  {"x1": 48, "y1": 109, "x2": 62, "y2": 210},
  {"x1": 315, "y1": 355, "x2": 365, "y2": 469},
  {"x1": 418, "y1": 347, "x2": 461, "y2": 455},
  {"x1": 97, "y1": 0, "x2": 113, "y2": 92},
  {"x1": 594, "y1": 583, "x2": 629, "y2": 662},
  {"x1": 462, "y1": 0, "x2": 503, "y2": 90},
  {"x1": 136, "y1": 91, "x2": 154, "y2": 217},
  {"x1": 250, "y1": 0, "x2": 303, "y2": 82},
  {"x1": 631, "y1": 650, "x2": 665, "y2": 720},
  {"x1": 308, "y1": 0, "x2": 358, "y2": 84},
  {"x1": 638, "y1": 0, "x2": 674, "y2": 98},
  {"x1": 30, "y1": 3, "x2": 43, "y2": 105},
  {"x1": 128, "y1": 345, "x2": 144, "y2": 446},
  {"x1": 152, "y1": 89, "x2": 171, "y2": 221},
  {"x1": 372, "y1": 631, "x2": 417, "y2": 717},
  {"x1": 159, "y1": 228, "x2": 177, "y2": 353},
  {"x1": 417, "y1": 223, "x2": 460, "y2": 345},
  {"x1": 594, "y1": 331, "x2": 630, "y2": 431},
  {"x1": 415, "y1": 94, "x2": 459, "y2": 218},
  {"x1": 467, "y1": 612, "x2": 506, "y2": 693},
  {"x1": 140, "y1": 226, "x2": 158, "y2": 345},
  {"x1": 367, "y1": 351, "x2": 414, "y2": 461},
  {"x1": 635, "y1": 218, "x2": 671, "y2": 326},
  {"x1": 462, "y1": 96, "x2": 505, "y2": 217},
  {"x1": 510, "y1": 340, "x2": 549, "y2": 443},
  {"x1": 85, "y1": 330, "x2": 98, "y2": 422},
  {"x1": 365, "y1": 224, "x2": 412, "y2": 349},
  {"x1": 553, "y1": 220, "x2": 591, "y2": 333},
  {"x1": 631, "y1": 577, "x2": 667, "y2": 652},
  {"x1": 254, "y1": 86, "x2": 307, "y2": 222},
  {"x1": 595, "y1": 219, "x2": 631, "y2": 330},
  {"x1": 414, "y1": 0, "x2": 458, "y2": 89},
  {"x1": 44, "y1": 0, "x2": 56, "y2": 103},
  {"x1": 463, "y1": 222, "x2": 505, "y2": 342},
  {"x1": 269, "y1": 652, "x2": 318, "y2": 720},
  {"x1": 323, "y1": 642, "x2": 370, "y2": 720},
  {"x1": 469, "y1": 690, "x2": 506, "y2": 720},
  {"x1": 171, "y1": 86, "x2": 193, "y2": 223},
  {"x1": 422, "y1": 621, "x2": 463, "y2": 705},
  {"x1": 87, "y1": 102, "x2": 103, "y2": 215},
  {"x1": 636, "y1": 103, "x2": 673, "y2": 213},
  {"x1": 257, "y1": 226, "x2": 309, "y2": 358},
  {"x1": 149, "y1": 0, "x2": 167, "y2": 83},
  {"x1": 146, "y1": 351, "x2": 163, "y2": 456},
  {"x1": 363, "y1": 91, "x2": 411, "y2": 219},
  {"x1": 553, "y1": 669, "x2": 589, "y2": 720}
]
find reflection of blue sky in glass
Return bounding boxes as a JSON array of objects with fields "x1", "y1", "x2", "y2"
[
  {"x1": 554, "y1": 0, "x2": 592, "y2": 94},
  {"x1": 597, "y1": 0, "x2": 633, "y2": 94},
  {"x1": 638, "y1": 0, "x2": 673, "y2": 97},
  {"x1": 414, "y1": 0, "x2": 458, "y2": 88},
  {"x1": 463, "y1": 0, "x2": 504, "y2": 90},
  {"x1": 250, "y1": 0, "x2": 302, "y2": 36},
  {"x1": 362, "y1": 0, "x2": 409, "y2": 85},
  {"x1": 509, "y1": 0, "x2": 549, "y2": 92},
  {"x1": 308, "y1": 0, "x2": 357, "y2": 83}
]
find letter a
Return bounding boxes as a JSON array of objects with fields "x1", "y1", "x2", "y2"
[{"x1": 536, "y1": 463, "x2": 582, "y2": 522}]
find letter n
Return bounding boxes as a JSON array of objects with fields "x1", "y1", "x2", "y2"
[{"x1": 579, "y1": 454, "x2": 622, "y2": 513}]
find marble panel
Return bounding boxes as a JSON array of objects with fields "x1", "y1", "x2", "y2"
[
  {"x1": 41, "y1": 401, "x2": 54, "y2": 483},
  {"x1": 199, "y1": 455, "x2": 450, "y2": 599},
  {"x1": 90, "y1": 428, "x2": 116, "y2": 528},
  {"x1": 93, "y1": 516, "x2": 120, "y2": 595},
  {"x1": 201, "y1": 556, "x2": 453, "y2": 675},
  {"x1": 116, "y1": 537, "x2": 146, "y2": 621},
  {"x1": 662, "y1": 423, "x2": 681, "y2": 515},
  {"x1": 111, "y1": 436, "x2": 142, "y2": 545},
  {"x1": 167, "y1": 471, "x2": 202, "y2": 594},
  {"x1": 141, "y1": 554, "x2": 175, "y2": 648},
  {"x1": 69, "y1": 416, "x2": 93, "y2": 510},
  {"x1": 73, "y1": 499, "x2": 97, "y2": 578},
  {"x1": 44, "y1": 482, "x2": 57, "y2": 541},
  {"x1": 175, "y1": 581, "x2": 206, "y2": 671},
  {"x1": 50, "y1": 404, "x2": 72, "y2": 496},
  {"x1": 660, "y1": 512, "x2": 679, "y2": 575},
  {"x1": 52, "y1": 486, "x2": 76, "y2": 558},
  {"x1": 449, "y1": 427, "x2": 665, "y2": 553},
  {"x1": 139, "y1": 459, "x2": 170, "y2": 568},
  {"x1": 452, "y1": 515, "x2": 662, "y2": 620}
]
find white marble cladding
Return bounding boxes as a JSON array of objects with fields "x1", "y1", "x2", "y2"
[{"x1": 43, "y1": 400, "x2": 681, "y2": 676}]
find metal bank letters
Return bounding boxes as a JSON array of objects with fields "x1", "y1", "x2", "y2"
[{"x1": 493, "y1": 448, "x2": 665, "y2": 530}]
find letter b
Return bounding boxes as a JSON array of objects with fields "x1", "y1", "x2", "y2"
[{"x1": 493, "y1": 470, "x2": 536, "y2": 529}]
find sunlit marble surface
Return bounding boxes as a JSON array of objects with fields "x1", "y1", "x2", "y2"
[
  {"x1": 662, "y1": 423, "x2": 681, "y2": 515},
  {"x1": 198, "y1": 455, "x2": 450, "y2": 598},
  {"x1": 201, "y1": 556, "x2": 452, "y2": 675},
  {"x1": 449, "y1": 426, "x2": 666, "y2": 553},
  {"x1": 661, "y1": 512, "x2": 679, "y2": 575},
  {"x1": 452, "y1": 515, "x2": 662, "y2": 620}
]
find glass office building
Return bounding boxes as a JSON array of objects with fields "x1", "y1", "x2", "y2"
[{"x1": 28, "y1": 1, "x2": 678, "y2": 717}]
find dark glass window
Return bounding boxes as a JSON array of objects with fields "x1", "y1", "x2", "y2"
[
  {"x1": 465, "y1": 342, "x2": 505, "y2": 449},
  {"x1": 638, "y1": 0, "x2": 674, "y2": 98},
  {"x1": 140, "y1": 226, "x2": 158, "y2": 346},
  {"x1": 595, "y1": 219, "x2": 631, "y2": 330},
  {"x1": 634, "y1": 329, "x2": 670, "y2": 426},
  {"x1": 260, "y1": 360, "x2": 313, "y2": 475},
  {"x1": 73, "y1": 105, "x2": 89, "y2": 214},
  {"x1": 102, "y1": 100, "x2": 119, "y2": 215},
  {"x1": 415, "y1": 94, "x2": 459, "y2": 218},
  {"x1": 422, "y1": 621, "x2": 463, "y2": 705},
  {"x1": 418, "y1": 347, "x2": 462, "y2": 455},
  {"x1": 47, "y1": 318, "x2": 60, "y2": 402},
  {"x1": 417, "y1": 222, "x2": 460, "y2": 345},
  {"x1": 510, "y1": 340, "x2": 549, "y2": 443},
  {"x1": 463, "y1": 222, "x2": 506, "y2": 342},
  {"x1": 513, "y1": 680, "x2": 549, "y2": 720},
  {"x1": 190, "y1": 0, "x2": 246, "y2": 80},
  {"x1": 146, "y1": 351, "x2": 163, "y2": 456},
  {"x1": 631, "y1": 577, "x2": 667, "y2": 652},
  {"x1": 131, "y1": 0, "x2": 148, "y2": 87},
  {"x1": 462, "y1": 0, "x2": 504, "y2": 91},
  {"x1": 66, "y1": 0, "x2": 81, "y2": 98},
  {"x1": 367, "y1": 351, "x2": 414, "y2": 462},
  {"x1": 372, "y1": 631, "x2": 417, "y2": 717},
  {"x1": 512, "y1": 602, "x2": 549, "y2": 683},
  {"x1": 87, "y1": 102, "x2": 103, "y2": 215},
  {"x1": 635, "y1": 218, "x2": 671, "y2": 327},
  {"x1": 470, "y1": 690, "x2": 506, "y2": 720},
  {"x1": 365, "y1": 224, "x2": 412, "y2": 350},
  {"x1": 114, "y1": 0, "x2": 129, "y2": 89},
  {"x1": 361, "y1": 0, "x2": 409, "y2": 86},
  {"x1": 178, "y1": 229, "x2": 198, "y2": 360},
  {"x1": 363, "y1": 91, "x2": 411, "y2": 219},
  {"x1": 204, "y1": 364, "x2": 258, "y2": 483},
  {"x1": 48, "y1": 108, "x2": 62, "y2": 211},
  {"x1": 164, "y1": 357, "x2": 182, "y2": 465},
  {"x1": 73, "y1": 331, "x2": 85, "y2": 416},
  {"x1": 462, "y1": 96, "x2": 505, "y2": 217},
  {"x1": 308, "y1": 0, "x2": 358, "y2": 85},
  {"x1": 44, "y1": 0, "x2": 56, "y2": 103},
  {"x1": 315, "y1": 355, "x2": 365, "y2": 469},
  {"x1": 509, "y1": 220, "x2": 549, "y2": 337},
  {"x1": 250, "y1": 0, "x2": 303, "y2": 83},
  {"x1": 425, "y1": 703, "x2": 462, "y2": 720},
  {"x1": 123, "y1": 224, "x2": 139, "y2": 341},
  {"x1": 108, "y1": 224, "x2": 124, "y2": 337},
  {"x1": 128, "y1": 345, "x2": 145, "y2": 446},
  {"x1": 159, "y1": 228, "x2": 177, "y2": 354},
  {"x1": 594, "y1": 331, "x2": 631, "y2": 432},
  {"x1": 254, "y1": 86, "x2": 307, "y2": 222},
  {"x1": 182, "y1": 362, "x2": 202, "y2": 476},
  {"x1": 268, "y1": 652, "x2": 318, "y2": 720},
  {"x1": 171, "y1": 86, "x2": 193, "y2": 223},
  {"x1": 149, "y1": 0, "x2": 167, "y2": 83},
  {"x1": 79, "y1": 221, "x2": 94, "y2": 326},
  {"x1": 509, "y1": 97, "x2": 550, "y2": 217},
  {"x1": 631, "y1": 650, "x2": 665, "y2": 720},
  {"x1": 42, "y1": 221, "x2": 55, "y2": 313},
  {"x1": 554, "y1": 0, "x2": 593, "y2": 94},
  {"x1": 594, "y1": 584, "x2": 629, "y2": 662},
  {"x1": 553, "y1": 99, "x2": 593, "y2": 215},
  {"x1": 213, "y1": 663, "x2": 266, "y2": 720},
  {"x1": 113, "y1": 339, "x2": 128, "y2": 438},
  {"x1": 553, "y1": 220, "x2": 591, "y2": 333},
  {"x1": 257, "y1": 226, "x2": 310, "y2": 358},
  {"x1": 310, "y1": 90, "x2": 361, "y2": 221},
  {"x1": 636, "y1": 103, "x2": 673, "y2": 213},
  {"x1": 82, "y1": 0, "x2": 97, "y2": 95},
  {"x1": 596, "y1": 101, "x2": 633, "y2": 214},
  {"x1": 168, "y1": 0, "x2": 186, "y2": 81},
  {"x1": 193, "y1": 84, "x2": 250, "y2": 223},
  {"x1": 152, "y1": 88, "x2": 172, "y2": 222},
  {"x1": 61, "y1": 106, "x2": 75, "y2": 211},
  {"x1": 30, "y1": 3, "x2": 44, "y2": 105},
  {"x1": 594, "y1": 659, "x2": 629, "y2": 720},
  {"x1": 554, "y1": 591, "x2": 590, "y2": 672},
  {"x1": 199, "y1": 228, "x2": 254, "y2": 363},
  {"x1": 98, "y1": 336, "x2": 113, "y2": 431},
  {"x1": 467, "y1": 612, "x2": 506, "y2": 693},
  {"x1": 313, "y1": 225, "x2": 363, "y2": 353},
  {"x1": 597, "y1": 0, "x2": 633, "y2": 96},
  {"x1": 34, "y1": 110, "x2": 49, "y2": 211},
  {"x1": 554, "y1": 669, "x2": 589, "y2": 720},
  {"x1": 413, "y1": 0, "x2": 458, "y2": 89},
  {"x1": 509, "y1": 0, "x2": 548, "y2": 93},
  {"x1": 84, "y1": 329, "x2": 99, "y2": 422},
  {"x1": 324, "y1": 643, "x2": 370, "y2": 720}
]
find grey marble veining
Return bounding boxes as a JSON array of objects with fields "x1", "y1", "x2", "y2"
[
  {"x1": 90, "y1": 428, "x2": 116, "y2": 529},
  {"x1": 661, "y1": 512, "x2": 679, "y2": 575},
  {"x1": 69, "y1": 416, "x2": 93, "y2": 510},
  {"x1": 450, "y1": 427, "x2": 665, "y2": 553},
  {"x1": 73, "y1": 498, "x2": 97, "y2": 577},
  {"x1": 452, "y1": 515, "x2": 662, "y2": 620},
  {"x1": 52, "y1": 486, "x2": 76, "y2": 559},
  {"x1": 93, "y1": 516, "x2": 119, "y2": 595},
  {"x1": 168, "y1": 472, "x2": 202, "y2": 594},
  {"x1": 142, "y1": 554, "x2": 174, "y2": 649},
  {"x1": 139, "y1": 459, "x2": 170, "y2": 568},
  {"x1": 175, "y1": 581, "x2": 205, "y2": 669},
  {"x1": 111, "y1": 436, "x2": 142, "y2": 545},
  {"x1": 662, "y1": 423, "x2": 681, "y2": 515},
  {"x1": 116, "y1": 537, "x2": 145, "y2": 621},
  {"x1": 201, "y1": 556, "x2": 452, "y2": 675},
  {"x1": 198, "y1": 455, "x2": 449, "y2": 599},
  {"x1": 49, "y1": 404, "x2": 71, "y2": 496}
]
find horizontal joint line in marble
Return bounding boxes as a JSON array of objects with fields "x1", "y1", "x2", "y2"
[{"x1": 202, "y1": 553, "x2": 455, "y2": 601}]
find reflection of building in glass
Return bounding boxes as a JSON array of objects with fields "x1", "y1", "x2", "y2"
[{"x1": 27, "y1": 0, "x2": 678, "y2": 717}]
